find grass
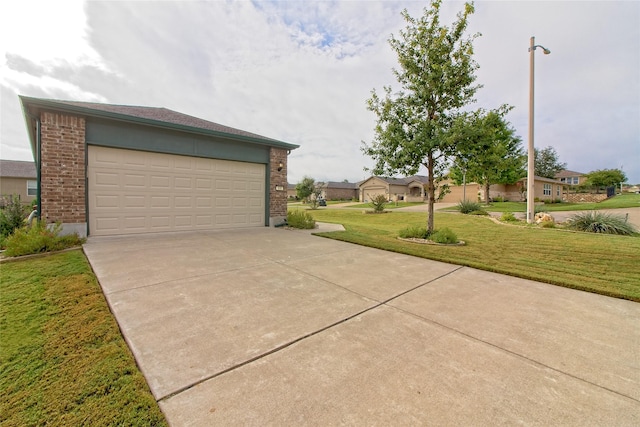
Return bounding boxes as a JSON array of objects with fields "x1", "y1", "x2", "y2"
[
  {"x1": 340, "y1": 201, "x2": 425, "y2": 209},
  {"x1": 0, "y1": 250, "x2": 167, "y2": 426},
  {"x1": 447, "y1": 193, "x2": 640, "y2": 213},
  {"x1": 298, "y1": 209, "x2": 640, "y2": 302}
]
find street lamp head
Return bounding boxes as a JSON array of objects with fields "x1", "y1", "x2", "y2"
[{"x1": 542, "y1": 47, "x2": 551, "y2": 55}]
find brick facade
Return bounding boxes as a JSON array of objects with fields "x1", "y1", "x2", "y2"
[
  {"x1": 269, "y1": 147, "x2": 288, "y2": 224},
  {"x1": 39, "y1": 112, "x2": 86, "y2": 225}
]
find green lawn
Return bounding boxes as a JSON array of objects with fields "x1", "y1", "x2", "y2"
[
  {"x1": 0, "y1": 250, "x2": 167, "y2": 426},
  {"x1": 299, "y1": 209, "x2": 640, "y2": 302},
  {"x1": 441, "y1": 193, "x2": 640, "y2": 213},
  {"x1": 343, "y1": 201, "x2": 426, "y2": 209}
]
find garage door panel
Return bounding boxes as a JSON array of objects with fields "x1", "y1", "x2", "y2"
[
  {"x1": 94, "y1": 171, "x2": 119, "y2": 187},
  {"x1": 121, "y1": 174, "x2": 144, "y2": 189},
  {"x1": 89, "y1": 146, "x2": 265, "y2": 236},
  {"x1": 150, "y1": 196, "x2": 170, "y2": 208},
  {"x1": 123, "y1": 195, "x2": 146, "y2": 208}
]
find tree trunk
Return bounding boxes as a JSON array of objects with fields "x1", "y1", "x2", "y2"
[
  {"x1": 484, "y1": 182, "x2": 490, "y2": 204},
  {"x1": 426, "y1": 152, "x2": 435, "y2": 233}
]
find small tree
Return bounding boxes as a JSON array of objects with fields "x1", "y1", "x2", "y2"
[
  {"x1": 295, "y1": 176, "x2": 315, "y2": 202},
  {"x1": 585, "y1": 169, "x2": 627, "y2": 192},
  {"x1": 308, "y1": 185, "x2": 324, "y2": 210},
  {"x1": 535, "y1": 146, "x2": 567, "y2": 179},
  {"x1": 449, "y1": 106, "x2": 525, "y2": 203},
  {"x1": 362, "y1": 0, "x2": 480, "y2": 233},
  {"x1": 369, "y1": 194, "x2": 388, "y2": 213}
]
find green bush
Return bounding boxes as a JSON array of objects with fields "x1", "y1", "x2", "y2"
[
  {"x1": 431, "y1": 228, "x2": 458, "y2": 244},
  {"x1": 0, "y1": 195, "x2": 29, "y2": 238},
  {"x1": 500, "y1": 212, "x2": 518, "y2": 222},
  {"x1": 369, "y1": 194, "x2": 388, "y2": 213},
  {"x1": 534, "y1": 205, "x2": 548, "y2": 215},
  {"x1": 2, "y1": 221, "x2": 86, "y2": 257},
  {"x1": 457, "y1": 200, "x2": 482, "y2": 214},
  {"x1": 287, "y1": 210, "x2": 316, "y2": 229},
  {"x1": 399, "y1": 225, "x2": 428, "y2": 239},
  {"x1": 564, "y1": 211, "x2": 637, "y2": 236}
]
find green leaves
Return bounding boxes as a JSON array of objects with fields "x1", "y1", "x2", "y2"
[{"x1": 362, "y1": 0, "x2": 479, "y2": 232}]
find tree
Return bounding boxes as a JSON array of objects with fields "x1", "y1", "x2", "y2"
[
  {"x1": 585, "y1": 169, "x2": 627, "y2": 190},
  {"x1": 295, "y1": 176, "x2": 315, "y2": 201},
  {"x1": 534, "y1": 146, "x2": 566, "y2": 179},
  {"x1": 362, "y1": 0, "x2": 480, "y2": 233},
  {"x1": 449, "y1": 106, "x2": 525, "y2": 203}
]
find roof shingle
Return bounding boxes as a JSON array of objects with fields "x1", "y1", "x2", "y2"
[{"x1": 0, "y1": 159, "x2": 36, "y2": 178}]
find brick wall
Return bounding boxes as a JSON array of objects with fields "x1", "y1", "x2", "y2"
[
  {"x1": 40, "y1": 112, "x2": 86, "y2": 224},
  {"x1": 324, "y1": 188, "x2": 358, "y2": 200},
  {"x1": 269, "y1": 147, "x2": 288, "y2": 223}
]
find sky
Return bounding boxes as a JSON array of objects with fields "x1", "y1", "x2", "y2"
[{"x1": 1, "y1": 0, "x2": 639, "y2": 184}]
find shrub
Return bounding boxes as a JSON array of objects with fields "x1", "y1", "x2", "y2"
[
  {"x1": 534, "y1": 205, "x2": 548, "y2": 215},
  {"x1": 3, "y1": 221, "x2": 85, "y2": 257},
  {"x1": 492, "y1": 196, "x2": 504, "y2": 203},
  {"x1": 286, "y1": 210, "x2": 316, "y2": 229},
  {"x1": 369, "y1": 194, "x2": 388, "y2": 213},
  {"x1": 500, "y1": 212, "x2": 518, "y2": 222},
  {"x1": 457, "y1": 200, "x2": 482, "y2": 214},
  {"x1": 0, "y1": 195, "x2": 29, "y2": 238},
  {"x1": 430, "y1": 228, "x2": 458, "y2": 244},
  {"x1": 564, "y1": 211, "x2": 637, "y2": 236},
  {"x1": 399, "y1": 225, "x2": 428, "y2": 239}
]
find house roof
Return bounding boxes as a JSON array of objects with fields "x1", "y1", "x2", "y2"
[
  {"x1": 323, "y1": 181, "x2": 358, "y2": 189},
  {"x1": 555, "y1": 169, "x2": 585, "y2": 178},
  {"x1": 361, "y1": 175, "x2": 429, "y2": 186},
  {"x1": 19, "y1": 96, "x2": 299, "y2": 158},
  {"x1": 0, "y1": 159, "x2": 36, "y2": 178}
]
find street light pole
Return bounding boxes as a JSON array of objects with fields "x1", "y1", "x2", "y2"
[{"x1": 527, "y1": 36, "x2": 550, "y2": 223}]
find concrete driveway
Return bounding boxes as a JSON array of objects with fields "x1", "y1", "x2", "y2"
[{"x1": 83, "y1": 226, "x2": 640, "y2": 426}]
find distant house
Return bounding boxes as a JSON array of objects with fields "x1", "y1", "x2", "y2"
[
  {"x1": 320, "y1": 182, "x2": 358, "y2": 201},
  {"x1": 0, "y1": 159, "x2": 37, "y2": 205},
  {"x1": 358, "y1": 176, "x2": 428, "y2": 203},
  {"x1": 287, "y1": 183, "x2": 297, "y2": 199},
  {"x1": 555, "y1": 169, "x2": 587, "y2": 186},
  {"x1": 440, "y1": 176, "x2": 564, "y2": 203}
]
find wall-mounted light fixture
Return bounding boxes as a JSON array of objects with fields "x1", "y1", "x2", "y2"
[{"x1": 277, "y1": 162, "x2": 283, "y2": 172}]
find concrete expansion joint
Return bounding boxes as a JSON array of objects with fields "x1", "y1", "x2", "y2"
[
  {"x1": 391, "y1": 305, "x2": 640, "y2": 405},
  {"x1": 157, "y1": 264, "x2": 466, "y2": 403},
  {"x1": 99, "y1": 260, "x2": 275, "y2": 296}
]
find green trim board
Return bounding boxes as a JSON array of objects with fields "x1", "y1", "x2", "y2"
[{"x1": 86, "y1": 118, "x2": 270, "y2": 164}]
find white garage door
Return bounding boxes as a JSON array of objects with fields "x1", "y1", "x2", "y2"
[{"x1": 88, "y1": 146, "x2": 265, "y2": 236}]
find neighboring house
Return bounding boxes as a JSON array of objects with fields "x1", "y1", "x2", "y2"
[
  {"x1": 440, "y1": 176, "x2": 564, "y2": 203},
  {"x1": 20, "y1": 96, "x2": 298, "y2": 237},
  {"x1": 287, "y1": 183, "x2": 297, "y2": 199},
  {"x1": 0, "y1": 159, "x2": 37, "y2": 205},
  {"x1": 555, "y1": 169, "x2": 587, "y2": 186},
  {"x1": 358, "y1": 176, "x2": 428, "y2": 202},
  {"x1": 319, "y1": 181, "x2": 358, "y2": 201}
]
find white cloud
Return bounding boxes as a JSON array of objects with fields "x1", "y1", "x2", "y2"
[{"x1": 1, "y1": 0, "x2": 639, "y2": 183}]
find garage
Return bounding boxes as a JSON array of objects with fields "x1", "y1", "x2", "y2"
[
  {"x1": 88, "y1": 146, "x2": 265, "y2": 236},
  {"x1": 20, "y1": 96, "x2": 298, "y2": 237}
]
